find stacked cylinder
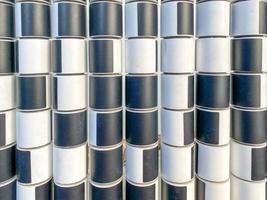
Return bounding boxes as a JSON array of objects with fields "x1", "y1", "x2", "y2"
[
  {"x1": 231, "y1": 1, "x2": 267, "y2": 200},
  {"x1": 88, "y1": 0, "x2": 123, "y2": 199},
  {"x1": 195, "y1": 0, "x2": 231, "y2": 199},
  {"x1": 125, "y1": 0, "x2": 159, "y2": 199},
  {"x1": 160, "y1": 1, "x2": 195, "y2": 200},
  {"x1": 15, "y1": 0, "x2": 53, "y2": 199},
  {"x1": 0, "y1": 0, "x2": 16, "y2": 199},
  {"x1": 51, "y1": 0, "x2": 88, "y2": 199}
]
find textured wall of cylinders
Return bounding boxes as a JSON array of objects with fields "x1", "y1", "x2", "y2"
[
  {"x1": 160, "y1": 0, "x2": 195, "y2": 199},
  {"x1": 231, "y1": 1, "x2": 266, "y2": 200},
  {"x1": 89, "y1": 0, "x2": 123, "y2": 199},
  {"x1": 1, "y1": 0, "x2": 266, "y2": 199},
  {"x1": 15, "y1": 0, "x2": 53, "y2": 199},
  {"x1": 0, "y1": 0, "x2": 16, "y2": 199},
  {"x1": 52, "y1": 0, "x2": 88, "y2": 199},
  {"x1": 125, "y1": 0, "x2": 159, "y2": 198},
  {"x1": 195, "y1": 0, "x2": 231, "y2": 199}
]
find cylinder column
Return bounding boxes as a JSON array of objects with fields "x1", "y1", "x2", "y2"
[
  {"x1": 231, "y1": 1, "x2": 267, "y2": 200},
  {"x1": 0, "y1": 1, "x2": 16, "y2": 198},
  {"x1": 89, "y1": 0, "x2": 123, "y2": 199},
  {"x1": 125, "y1": 0, "x2": 159, "y2": 199},
  {"x1": 195, "y1": 1, "x2": 231, "y2": 199},
  {"x1": 160, "y1": 1, "x2": 195, "y2": 199},
  {"x1": 15, "y1": 0, "x2": 53, "y2": 199},
  {"x1": 51, "y1": 0, "x2": 88, "y2": 199}
]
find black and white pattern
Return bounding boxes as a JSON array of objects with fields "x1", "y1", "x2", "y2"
[
  {"x1": 126, "y1": 74, "x2": 158, "y2": 110},
  {"x1": 161, "y1": 143, "x2": 194, "y2": 183},
  {"x1": 17, "y1": 179, "x2": 52, "y2": 200},
  {"x1": 52, "y1": 2, "x2": 86, "y2": 38},
  {"x1": 52, "y1": 39, "x2": 87, "y2": 74},
  {"x1": 160, "y1": 0, "x2": 195, "y2": 198},
  {"x1": 126, "y1": 143, "x2": 158, "y2": 184},
  {"x1": 231, "y1": 1, "x2": 267, "y2": 36},
  {"x1": 196, "y1": 38, "x2": 231, "y2": 73},
  {"x1": 54, "y1": 179, "x2": 87, "y2": 200},
  {"x1": 126, "y1": 39, "x2": 157, "y2": 74},
  {"x1": 126, "y1": 109, "x2": 158, "y2": 146},
  {"x1": 196, "y1": 107, "x2": 230, "y2": 146},
  {"x1": 126, "y1": 179, "x2": 158, "y2": 200},
  {"x1": 125, "y1": 0, "x2": 158, "y2": 194},
  {"x1": 161, "y1": 108, "x2": 194, "y2": 146},
  {"x1": 17, "y1": 39, "x2": 50, "y2": 74},
  {"x1": 89, "y1": 109, "x2": 122, "y2": 147},
  {"x1": 16, "y1": 109, "x2": 51, "y2": 148},
  {"x1": 196, "y1": 141, "x2": 230, "y2": 182},
  {"x1": 15, "y1": 2, "x2": 51, "y2": 38},
  {"x1": 17, "y1": 75, "x2": 50, "y2": 110},
  {"x1": 161, "y1": 74, "x2": 194, "y2": 110},
  {"x1": 89, "y1": 0, "x2": 122, "y2": 197},
  {"x1": 231, "y1": 37, "x2": 267, "y2": 72},
  {"x1": 89, "y1": 39, "x2": 122, "y2": 74},
  {"x1": 196, "y1": 176, "x2": 230, "y2": 200},
  {"x1": 53, "y1": 109, "x2": 87, "y2": 147},
  {"x1": 0, "y1": 3, "x2": 14, "y2": 39},
  {"x1": 196, "y1": 73, "x2": 230, "y2": 109},
  {"x1": 89, "y1": 1, "x2": 122, "y2": 37},
  {"x1": 231, "y1": 140, "x2": 266, "y2": 181},
  {"x1": 0, "y1": 109, "x2": 15, "y2": 147},
  {"x1": 89, "y1": 179, "x2": 122, "y2": 200},
  {"x1": 90, "y1": 144, "x2": 123, "y2": 183},
  {"x1": 161, "y1": 178, "x2": 194, "y2": 200},
  {"x1": 231, "y1": 107, "x2": 267, "y2": 145},
  {"x1": 161, "y1": 1, "x2": 194, "y2": 37},
  {"x1": 161, "y1": 38, "x2": 195, "y2": 73},
  {"x1": 53, "y1": 144, "x2": 87, "y2": 185},
  {"x1": 231, "y1": 73, "x2": 267, "y2": 109},
  {"x1": 196, "y1": 1, "x2": 230, "y2": 37},
  {"x1": 0, "y1": 40, "x2": 15, "y2": 74},
  {"x1": 125, "y1": 1, "x2": 158, "y2": 38},
  {"x1": 16, "y1": 144, "x2": 52, "y2": 184},
  {"x1": 53, "y1": 74, "x2": 87, "y2": 111}
]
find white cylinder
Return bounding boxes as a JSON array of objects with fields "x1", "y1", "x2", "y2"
[
  {"x1": 53, "y1": 144, "x2": 87, "y2": 185},
  {"x1": 231, "y1": 140, "x2": 266, "y2": 181},
  {"x1": 196, "y1": 176, "x2": 230, "y2": 200},
  {"x1": 161, "y1": 38, "x2": 195, "y2": 73},
  {"x1": 17, "y1": 178, "x2": 52, "y2": 200},
  {"x1": 17, "y1": 144, "x2": 52, "y2": 185},
  {"x1": 196, "y1": 1, "x2": 230, "y2": 36},
  {"x1": 161, "y1": 143, "x2": 194, "y2": 183},
  {"x1": 16, "y1": 109, "x2": 51, "y2": 148},
  {"x1": 231, "y1": 175, "x2": 266, "y2": 200},
  {"x1": 196, "y1": 141, "x2": 230, "y2": 182},
  {"x1": 161, "y1": 108, "x2": 194, "y2": 146},
  {"x1": 161, "y1": 74, "x2": 194, "y2": 110},
  {"x1": 126, "y1": 39, "x2": 157, "y2": 74},
  {"x1": 231, "y1": 1, "x2": 263, "y2": 36},
  {"x1": 17, "y1": 39, "x2": 50, "y2": 74},
  {"x1": 126, "y1": 143, "x2": 158, "y2": 184},
  {"x1": 0, "y1": 75, "x2": 15, "y2": 111},
  {"x1": 53, "y1": 74, "x2": 87, "y2": 111},
  {"x1": 196, "y1": 37, "x2": 231, "y2": 73},
  {"x1": 52, "y1": 38, "x2": 87, "y2": 74}
]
